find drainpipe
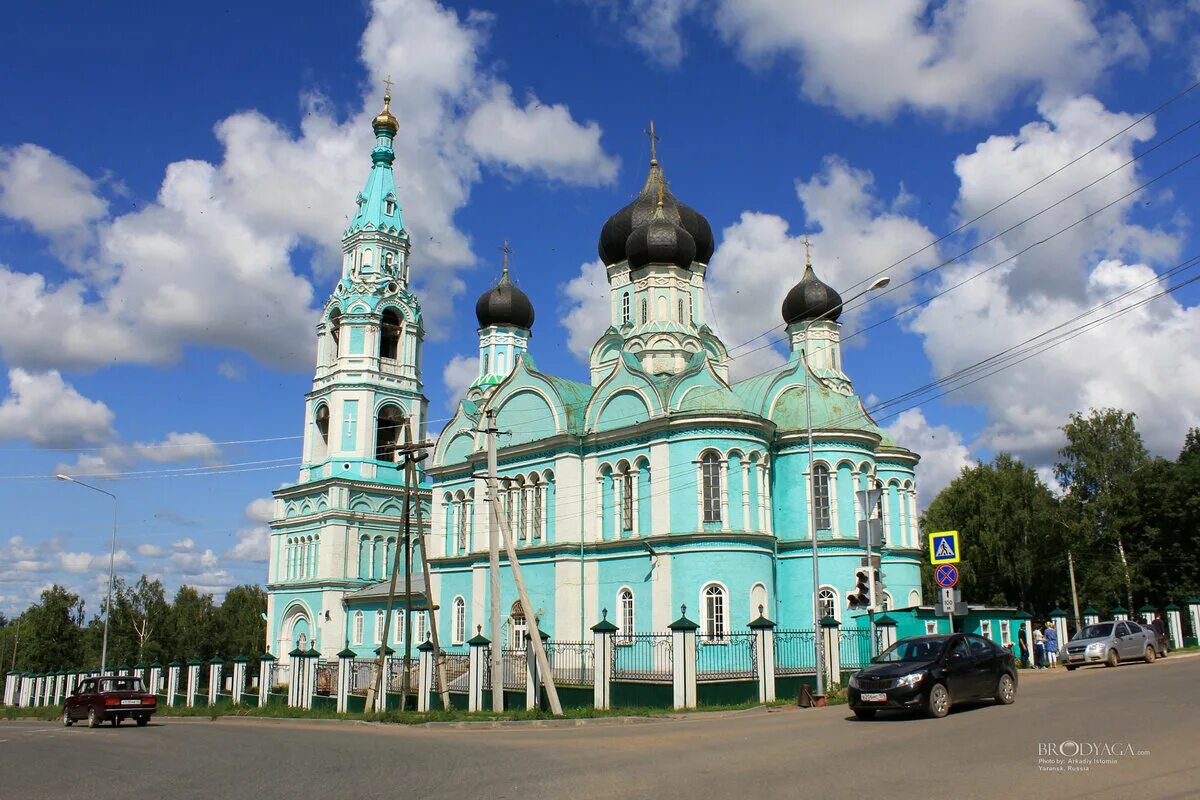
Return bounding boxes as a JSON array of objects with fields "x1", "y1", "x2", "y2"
[{"x1": 578, "y1": 434, "x2": 586, "y2": 642}]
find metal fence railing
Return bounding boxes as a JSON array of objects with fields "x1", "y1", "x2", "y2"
[
  {"x1": 696, "y1": 632, "x2": 757, "y2": 680},
  {"x1": 543, "y1": 640, "x2": 594, "y2": 686},
  {"x1": 774, "y1": 628, "x2": 816, "y2": 675},
  {"x1": 611, "y1": 634, "x2": 673, "y2": 682},
  {"x1": 501, "y1": 649, "x2": 526, "y2": 690},
  {"x1": 838, "y1": 628, "x2": 874, "y2": 671},
  {"x1": 439, "y1": 652, "x2": 471, "y2": 693},
  {"x1": 350, "y1": 659, "x2": 376, "y2": 693},
  {"x1": 316, "y1": 660, "x2": 338, "y2": 696}
]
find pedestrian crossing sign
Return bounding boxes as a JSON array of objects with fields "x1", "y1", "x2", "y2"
[{"x1": 929, "y1": 531, "x2": 960, "y2": 565}]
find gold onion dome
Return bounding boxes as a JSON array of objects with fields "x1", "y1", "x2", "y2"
[{"x1": 373, "y1": 91, "x2": 398, "y2": 134}]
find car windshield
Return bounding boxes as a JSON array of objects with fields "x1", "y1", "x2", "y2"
[
  {"x1": 1078, "y1": 623, "x2": 1114, "y2": 639},
  {"x1": 874, "y1": 637, "x2": 947, "y2": 663},
  {"x1": 99, "y1": 677, "x2": 143, "y2": 693}
]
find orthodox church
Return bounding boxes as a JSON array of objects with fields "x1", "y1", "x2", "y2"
[{"x1": 265, "y1": 95, "x2": 923, "y2": 657}]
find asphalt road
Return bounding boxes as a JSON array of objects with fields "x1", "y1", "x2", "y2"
[{"x1": 2, "y1": 655, "x2": 1197, "y2": 800}]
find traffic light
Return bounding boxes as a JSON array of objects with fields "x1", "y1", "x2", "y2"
[{"x1": 850, "y1": 569, "x2": 871, "y2": 609}]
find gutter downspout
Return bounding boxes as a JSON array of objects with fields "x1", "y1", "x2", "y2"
[{"x1": 578, "y1": 434, "x2": 586, "y2": 642}]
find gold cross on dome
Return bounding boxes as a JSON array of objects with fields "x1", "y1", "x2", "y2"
[
  {"x1": 802, "y1": 233, "x2": 813, "y2": 268},
  {"x1": 383, "y1": 75, "x2": 394, "y2": 98},
  {"x1": 644, "y1": 120, "x2": 660, "y2": 162}
]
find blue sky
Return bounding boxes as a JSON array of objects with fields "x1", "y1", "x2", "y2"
[{"x1": 2, "y1": 0, "x2": 1200, "y2": 615}]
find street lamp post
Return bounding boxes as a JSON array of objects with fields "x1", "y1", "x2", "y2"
[
  {"x1": 805, "y1": 275, "x2": 890, "y2": 700},
  {"x1": 56, "y1": 474, "x2": 118, "y2": 674}
]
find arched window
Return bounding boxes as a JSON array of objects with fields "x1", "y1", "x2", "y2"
[
  {"x1": 908, "y1": 589, "x2": 921, "y2": 608},
  {"x1": 384, "y1": 199, "x2": 396, "y2": 217},
  {"x1": 312, "y1": 407, "x2": 331, "y2": 462},
  {"x1": 481, "y1": 353, "x2": 489, "y2": 375},
  {"x1": 750, "y1": 583, "x2": 768, "y2": 619},
  {"x1": 618, "y1": 588, "x2": 635, "y2": 643},
  {"x1": 620, "y1": 465, "x2": 634, "y2": 532},
  {"x1": 811, "y1": 464, "x2": 831, "y2": 530},
  {"x1": 375, "y1": 405, "x2": 405, "y2": 461},
  {"x1": 362, "y1": 248, "x2": 373, "y2": 268},
  {"x1": 516, "y1": 480, "x2": 527, "y2": 543},
  {"x1": 641, "y1": 299, "x2": 648, "y2": 324},
  {"x1": 531, "y1": 475, "x2": 543, "y2": 540},
  {"x1": 374, "y1": 610, "x2": 385, "y2": 644},
  {"x1": 881, "y1": 592, "x2": 893, "y2": 612},
  {"x1": 701, "y1": 453, "x2": 722, "y2": 524},
  {"x1": 456, "y1": 497, "x2": 468, "y2": 552},
  {"x1": 510, "y1": 602, "x2": 527, "y2": 649},
  {"x1": 452, "y1": 596, "x2": 466, "y2": 645},
  {"x1": 353, "y1": 611, "x2": 364, "y2": 645},
  {"x1": 414, "y1": 611, "x2": 427, "y2": 645},
  {"x1": 622, "y1": 292, "x2": 630, "y2": 324},
  {"x1": 702, "y1": 583, "x2": 728, "y2": 643},
  {"x1": 379, "y1": 309, "x2": 401, "y2": 361},
  {"x1": 678, "y1": 298, "x2": 684, "y2": 322},
  {"x1": 818, "y1": 586, "x2": 838, "y2": 622},
  {"x1": 328, "y1": 309, "x2": 341, "y2": 362}
]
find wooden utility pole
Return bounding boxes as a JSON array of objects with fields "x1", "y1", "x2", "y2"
[
  {"x1": 410, "y1": 428, "x2": 452, "y2": 709},
  {"x1": 485, "y1": 409, "x2": 503, "y2": 711},
  {"x1": 399, "y1": 423, "x2": 415, "y2": 709}
]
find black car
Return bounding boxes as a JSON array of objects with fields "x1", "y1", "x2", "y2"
[{"x1": 847, "y1": 633, "x2": 1018, "y2": 719}]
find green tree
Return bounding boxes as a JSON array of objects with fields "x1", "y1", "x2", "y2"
[
  {"x1": 215, "y1": 585, "x2": 267, "y2": 658},
  {"x1": 921, "y1": 454, "x2": 1060, "y2": 611},
  {"x1": 165, "y1": 585, "x2": 217, "y2": 661},
  {"x1": 1055, "y1": 408, "x2": 1149, "y2": 611},
  {"x1": 15, "y1": 586, "x2": 86, "y2": 671}
]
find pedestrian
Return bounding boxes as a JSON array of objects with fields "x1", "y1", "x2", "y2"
[
  {"x1": 1033, "y1": 625, "x2": 1046, "y2": 669},
  {"x1": 1017, "y1": 625, "x2": 1030, "y2": 669},
  {"x1": 1151, "y1": 612, "x2": 1167, "y2": 652},
  {"x1": 1044, "y1": 621, "x2": 1058, "y2": 668}
]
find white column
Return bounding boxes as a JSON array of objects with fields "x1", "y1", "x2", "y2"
[
  {"x1": 752, "y1": 624, "x2": 776, "y2": 703},
  {"x1": 166, "y1": 664, "x2": 180, "y2": 706},
  {"x1": 671, "y1": 623, "x2": 698, "y2": 710},
  {"x1": 417, "y1": 643, "x2": 434, "y2": 713},
  {"x1": 1166, "y1": 608, "x2": 1183, "y2": 650},
  {"x1": 695, "y1": 461, "x2": 704, "y2": 529},
  {"x1": 719, "y1": 460, "x2": 730, "y2": 531},
  {"x1": 468, "y1": 635, "x2": 488, "y2": 713},
  {"x1": 611, "y1": 474, "x2": 621, "y2": 539},
  {"x1": 741, "y1": 461, "x2": 750, "y2": 531},
  {"x1": 595, "y1": 476, "x2": 606, "y2": 542},
  {"x1": 593, "y1": 624, "x2": 613, "y2": 710},
  {"x1": 523, "y1": 485, "x2": 533, "y2": 545},
  {"x1": 631, "y1": 470, "x2": 641, "y2": 537},
  {"x1": 801, "y1": 466, "x2": 811, "y2": 539},
  {"x1": 208, "y1": 661, "x2": 221, "y2": 705},
  {"x1": 881, "y1": 486, "x2": 893, "y2": 545},
  {"x1": 232, "y1": 660, "x2": 247, "y2": 704},
  {"x1": 337, "y1": 653, "x2": 352, "y2": 714},
  {"x1": 186, "y1": 663, "x2": 200, "y2": 707},
  {"x1": 829, "y1": 469, "x2": 841, "y2": 538},
  {"x1": 1189, "y1": 601, "x2": 1200, "y2": 645},
  {"x1": 258, "y1": 657, "x2": 274, "y2": 707},
  {"x1": 761, "y1": 463, "x2": 772, "y2": 535}
]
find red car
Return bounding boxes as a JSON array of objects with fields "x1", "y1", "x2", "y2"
[{"x1": 62, "y1": 675, "x2": 157, "y2": 728}]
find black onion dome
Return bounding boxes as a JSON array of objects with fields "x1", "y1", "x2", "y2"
[
  {"x1": 782, "y1": 264, "x2": 844, "y2": 324},
  {"x1": 475, "y1": 268, "x2": 535, "y2": 329},
  {"x1": 598, "y1": 160, "x2": 714, "y2": 265},
  {"x1": 626, "y1": 202, "x2": 696, "y2": 270}
]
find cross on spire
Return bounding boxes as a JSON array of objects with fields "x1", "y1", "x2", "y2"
[
  {"x1": 500, "y1": 239, "x2": 513, "y2": 275},
  {"x1": 644, "y1": 120, "x2": 660, "y2": 163},
  {"x1": 383, "y1": 75, "x2": 394, "y2": 99},
  {"x1": 802, "y1": 233, "x2": 813, "y2": 268}
]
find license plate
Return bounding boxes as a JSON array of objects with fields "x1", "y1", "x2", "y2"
[
  {"x1": 860, "y1": 692, "x2": 887, "y2": 703},
  {"x1": 120, "y1": 699, "x2": 141, "y2": 705}
]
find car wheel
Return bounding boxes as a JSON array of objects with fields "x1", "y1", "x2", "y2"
[
  {"x1": 62, "y1": 708, "x2": 73, "y2": 727},
  {"x1": 136, "y1": 715, "x2": 148, "y2": 727},
  {"x1": 926, "y1": 683, "x2": 951, "y2": 719},
  {"x1": 853, "y1": 708, "x2": 876, "y2": 720},
  {"x1": 1145, "y1": 646, "x2": 1155, "y2": 663},
  {"x1": 87, "y1": 707, "x2": 99, "y2": 728},
  {"x1": 995, "y1": 673, "x2": 1016, "y2": 705},
  {"x1": 1065, "y1": 665, "x2": 1076, "y2": 671},
  {"x1": 1105, "y1": 649, "x2": 1119, "y2": 668}
]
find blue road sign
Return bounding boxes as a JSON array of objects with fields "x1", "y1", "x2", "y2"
[{"x1": 935, "y1": 564, "x2": 959, "y2": 588}]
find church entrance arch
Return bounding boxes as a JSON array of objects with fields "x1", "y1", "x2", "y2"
[{"x1": 279, "y1": 601, "x2": 313, "y2": 655}]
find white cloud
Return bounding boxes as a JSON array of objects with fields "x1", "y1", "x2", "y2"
[
  {"x1": 0, "y1": 368, "x2": 115, "y2": 447},
  {"x1": 713, "y1": 0, "x2": 1133, "y2": 120},
  {"x1": 57, "y1": 548, "x2": 134, "y2": 575},
  {"x1": 216, "y1": 359, "x2": 246, "y2": 381},
  {"x1": 883, "y1": 408, "x2": 972, "y2": 506},
  {"x1": 169, "y1": 547, "x2": 219, "y2": 575},
  {"x1": 172, "y1": 538, "x2": 196, "y2": 552},
  {"x1": 54, "y1": 431, "x2": 223, "y2": 477},
  {"x1": 441, "y1": 354, "x2": 479, "y2": 410},
  {"x1": 0, "y1": 0, "x2": 619, "y2": 373},
  {"x1": 136, "y1": 543, "x2": 167, "y2": 558},
  {"x1": 582, "y1": 0, "x2": 700, "y2": 68},
  {"x1": 464, "y1": 85, "x2": 619, "y2": 185},
  {"x1": 225, "y1": 497, "x2": 274, "y2": 563},
  {"x1": 243, "y1": 497, "x2": 275, "y2": 525},
  {"x1": 560, "y1": 258, "x2": 611, "y2": 362},
  {"x1": 0, "y1": 143, "x2": 108, "y2": 260}
]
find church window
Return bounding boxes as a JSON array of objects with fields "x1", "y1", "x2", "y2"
[
  {"x1": 385, "y1": 199, "x2": 396, "y2": 217},
  {"x1": 510, "y1": 603, "x2": 527, "y2": 650},
  {"x1": 384, "y1": 251, "x2": 394, "y2": 267},
  {"x1": 811, "y1": 464, "x2": 832, "y2": 530},
  {"x1": 496, "y1": 352, "x2": 506, "y2": 374},
  {"x1": 909, "y1": 589, "x2": 921, "y2": 607},
  {"x1": 818, "y1": 587, "x2": 838, "y2": 622},
  {"x1": 531, "y1": 476, "x2": 543, "y2": 540},
  {"x1": 701, "y1": 453, "x2": 722, "y2": 524},
  {"x1": 457, "y1": 498, "x2": 468, "y2": 551},
  {"x1": 622, "y1": 292, "x2": 630, "y2": 324},
  {"x1": 414, "y1": 612, "x2": 427, "y2": 645},
  {"x1": 678, "y1": 298, "x2": 684, "y2": 322},
  {"x1": 374, "y1": 610, "x2": 385, "y2": 644},
  {"x1": 380, "y1": 309, "x2": 401, "y2": 360},
  {"x1": 481, "y1": 353, "x2": 489, "y2": 375},
  {"x1": 881, "y1": 592, "x2": 892, "y2": 612},
  {"x1": 641, "y1": 299, "x2": 648, "y2": 324},
  {"x1": 702, "y1": 583, "x2": 728, "y2": 643},
  {"x1": 620, "y1": 467, "x2": 634, "y2": 532},
  {"x1": 750, "y1": 583, "x2": 768, "y2": 619},
  {"x1": 314, "y1": 404, "x2": 330, "y2": 460},
  {"x1": 618, "y1": 588, "x2": 634, "y2": 644},
  {"x1": 375, "y1": 405, "x2": 405, "y2": 461},
  {"x1": 328, "y1": 309, "x2": 342, "y2": 362},
  {"x1": 452, "y1": 597, "x2": 466, "y2": 645},
  {"x1": 362, "y1": 248, "x2": 373, "y2": 268},
  {"x1": 1000, "y1": 619, "x2": 1012, "y2": 646},
  {"x1": 516, "y1": 484, "x2": 527, "y2": 543},
  {"x1": 353, "y1": 612, "x2": 364, "y2": 645}
]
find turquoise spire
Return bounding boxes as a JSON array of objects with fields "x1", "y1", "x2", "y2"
[{"x1": 345, "y1": 85, "x2": 405, "y2": 238}]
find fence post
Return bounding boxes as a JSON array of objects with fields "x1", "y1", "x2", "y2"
[
  {"x1": 1049, "y1": 608, "x2": 1069, "y2": 652},
  {"x1": 418, "y1": 640, "x2": 434, "y2": 713},
  {"x1": 591, "y1": 610, "x2": 617, "y2": 710},
  {"x1": 258, "y1": 652, "x2": 276, "y2": 707},
  {"x1": 147, "y1": 663, "x2": 161, "y2": 695},
  {"x1": 166, "y1": 661, "x2": 182, "y2": 706},
  {"x1": 1186, "y1": 597, "x2": 1200, "y2": 645},
  {"x1": 54, "y1": 671, "x2": 65, "y2": 705},
  {"x1": 1083, "y1": 606, "x2": 1100, "y2": 627},
  {"x1": 372, "y1": 645, "x2": 394, "y2": 713},
  {"x1": 525, "y1": 628, "x2": 549, "y2": 711},
  {"x1": 42, "y1": 673, "x2": 53, "y2": 706},
  {"x1": 873, "y1": 614, "x2": 897, "y2": 652},
  {"x1": 208, "y1": 656, "x2": 223, "y2": 706},
  {"x1": 186, "y1": 659, "x2": 202, "y2": 707},
  {"x1": 820, "y1": 617, "x2": 841, "y2": 689},
  {"x1": 68, "y1": 669, "x2": 80, "y2": 698},
  {"x1": 467, "y1": 627, "x2": 489, "y2": 713},
  {"x1": 21, "y1": 673, "x2": 32, "y2": 707},
  {"x1": 669, "y1": 605, "x2": 699, "y2": 710},
  {"x1": 3, "y1": 670, "x2": 15, "y2": 706},
  {"x1": 337, "y1": 647, "x2": 355, "y2": 714},
  {"x1": 749, "y1": 606, "x2": 776, "y2": 704},
  {"x1": 1139, "y1": 604, "x2": 1156, "y2": 626},
  {"x1": 1111, "y1": 605, "x2": 1128, "y2": 622},
  {"x1": 304, "y1": 646, "x2": 320, "y2": 710},
  {"x1": 231, "y1": 656, "x2": 247, "y2": 704},
  {"x1": 1164, "y1": 604, "x2": 1184, "y2": 649}
]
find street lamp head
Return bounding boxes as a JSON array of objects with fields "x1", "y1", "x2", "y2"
[
  {"x1": 55, "y1": 473, "x2": 73, "y2": 482},
  {"x1": 869, "y1": 276, "x2": 891, "y2": 291}
]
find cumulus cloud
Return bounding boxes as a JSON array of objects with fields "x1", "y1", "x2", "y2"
[
  {"x1": 559, "y1": 258, "x2": 611, "y2": 362},
  {"x1": 441, "y1": 354, "x2": 479, "y2": 411},
  {"x1": 0, "y1": 0, "x2": 619, "y2": 374},
  {"x1": 883, "y1": 408, "x2": 972, "y2": 506},
  {"x1": 136, "y1": 543, "x2": 167, "y2": 558},
  {"x1": 169, "y1": 547, "x2": 219, "y2": 575},
  {"x1": 225, "y1": 497, "x2": 274, "y2": 563},
  {"x1": 581, "y1": 0, "x2": 700, "y2": 67},
  {"x1": 713, "y1": 0, "x2": 1136, "y2": 120},
  {"x1": 58, "y1": 549, "x2": 135, "y2": 575},
  {"x1": 0, "y1": 143, "x2": 108, "y2": 261},
  {"x1": 54, "y1": 431, "x2": 222, "y2": 477},
  {"x1": 0, "y1": 368, "x2": 115, "y2": 447}
]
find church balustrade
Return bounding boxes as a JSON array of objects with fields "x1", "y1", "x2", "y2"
[{"x1": 695, "y1": 632, "x2": 757, "y2": 681}]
